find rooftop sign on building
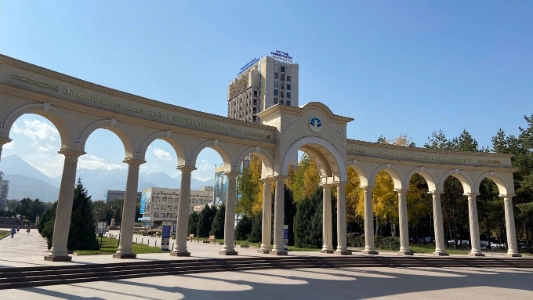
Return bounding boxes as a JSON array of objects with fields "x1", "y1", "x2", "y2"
[
  {"x1": 238, "y1": 58, "x2": 259, "y2": 75},
  {"x1": 270, "y1": 50, "x2": 293, "y2": 63}
]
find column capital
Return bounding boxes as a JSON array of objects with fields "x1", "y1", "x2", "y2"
[
  {"x1": 428, "y1": 190, "x2": 444, "y2": 195},
  {"x1": 464, "y1": 193, "x2": 479, "y2": 198},
  {"x1": 122, "y1": 158, "x2": 146, "y2": 166},
  {"x1": 224, "y1": 171, "x2": 240, "y2": 180},
  {"x1": 0, "y1": 137, "x2": 12, "y2": 146},
  {"x1": 500, "y1": 194, "x2": 515, "y2": 200},
  {"x1": 320, "y1": 183, "x2": 335, "y2": 189},
  {"x1": 177, "y1": 165, "x2": 197, "y2": 173},
  {"x1": 336, "y1": 182, "x2": 347, "y2": 188},
  {"x1": 261, "y1": 177, "x2": 275, "y2": 184},
  {"x1": 58, "y1": 149, "x2": 86, "y2": 159}
]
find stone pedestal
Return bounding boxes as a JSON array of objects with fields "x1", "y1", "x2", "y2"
[
  {"x1": 219, "y1": 250, "x2": 238, "y2": 255},
  {"x1": 271, "y1": 250, "x2": 288, "y2": 256},
  {"x1": 112, "y1": 253, "x2": 137, "y2": 259},
  {"x1": 334, "y1": 250, "x2": 352, "y2": 255},
  {"x1": 362, "y1": 250, "x2": 379, "y2": 255},
  {"x1": 170, "y1": 251, "x2": 190, "y2": 257},
  {"x1": 257, "y1": 249, "x2": 270, "y2": 254},
  {"x1": 320, "y1": 250, "x2": 334, "y2": 254},
  {"x1": 398, "y1": 251, "x2": 414, "y2": 255},
  {"x1": 468, "y1": 252, "x2": 485, "y2": 257},
  {"x1": 433, "y1": 252, "x2": 449, "y2": 256},
  {"x1": 44, "y1": 255, "x2": 72, "y2": 262}
]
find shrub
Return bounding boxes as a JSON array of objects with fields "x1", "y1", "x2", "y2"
[
  {"x1": 248, "y1": 213, "x2": 262, "y2": 243},
  {"x1": 376, "y1": 236, "x2": 400, "y2": 251},
  {"x1": 347, "y1": 233, "x2": 364, "y2": 248},
  {"x1": 235, "y1": 215, "x2": 252, "y2": 240}
]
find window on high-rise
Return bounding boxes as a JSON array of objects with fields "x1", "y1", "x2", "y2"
[
  {"x1": 287, "y1": 92, "x2": 291, "y2": 99},
  {"x1": 274, "y1": 97, "x2": 278, "y2": 104},
  {"x1": 253, "y1": 91, "x2": 257, "y2": 97},
  {"x1": 274, "y1": 81, "x2": 278, "y2": 88},
  {"x1": 274, "y1": 73, "x2": 279, "y2": 79},
  {"x1": 280, "y1": 83, "x2": 284, "y2": 90},
  {"x1": 287, "y1": 84, "x2": 291, "y2": 90},
  {"x1": 287, "y1": 76, "x2": 291, "y2": 82},
  {"x1": 286, "y1": 100, "x2": 291, "y2": 105},
  {"x1": 281, "y1": 66, "x2": 285, "y2": 73},
  {"x1": 281, "y1": 91, "x2": 284, "y2": 98},
  {"x1": 274, "y1": 89, "x2": 278, "y2": 96},
  {"x1": 281, "y1": 74, "x2": 285, "y2": 81}
]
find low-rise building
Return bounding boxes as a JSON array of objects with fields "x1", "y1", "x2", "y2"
[
  {"x1": 103, "y1": 190, "x2": 141, "y2": 204},
  {"x1": 138, "y1": 186, "x2": 213, "y2": 227}
]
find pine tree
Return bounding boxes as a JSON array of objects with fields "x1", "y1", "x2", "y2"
[
  {"x1": 67, "y1": 178, "x2": 100, "y2": 251},
  {"x1": 235, "y1": 214, "x2": 252, "y2": 240},
  {"x1": 210, "y1": 204, "x2": 225, "y2": 239},
  {"x1": 196, "y1": 204, "x2": 214, "y2": 238},
  {"x1": 294, "y1": 188, "x2": 323, "y2": 248},
  {"x1": 188, "y1": 211, "x2": 199, "y2": 235},
  {"x1": 249, "y1": 213, "x2": 262, "y2": 243}
]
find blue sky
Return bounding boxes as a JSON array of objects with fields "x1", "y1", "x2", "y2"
[{"x1": 1, "y1": 1, "x2": 532, "y2": 180}]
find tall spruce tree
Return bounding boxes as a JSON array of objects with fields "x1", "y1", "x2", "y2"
[
  {"x1": 249, "y1": 213, "x2": 262, "y2": 243},
  {"x1": 196, "y1": 204, "x2": 217, "y2": 238},
  {"x1": 188, "y1": 211, "x2": 199, "y2": 235},
  {"x1": 67, "y1": 178, "x2": 100, "y2": 251},
  {"x1": 210, "y1": 204, "x2": 225, "y2": 239},
  {"x1": 294, "y1": 188, "x2": 323, "y2": 248},
  {"x1": 235, "y1": 214, "x2": 252, "y2": 240}
]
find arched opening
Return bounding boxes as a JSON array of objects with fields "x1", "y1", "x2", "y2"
[
  {"x1": 440, "y1": 175, "x2": 468, "y2": 250},
  {"x1": 405, "y1": 173, "x2": 432, "y2": 247},
  {"x1": 0, "y1": 114, "x2": 61, "y2": 223},
  {"x1": 476, "y1": 176, "x2": 507, "y2": 251}
]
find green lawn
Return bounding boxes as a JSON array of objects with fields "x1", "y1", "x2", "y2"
[
  {"x1": 0, "y1": 230, "x2": 9, "y2": 238},
  {"x1": 409, "y1": 244, "x2": 469, "y2": 255},
  {"x1": 75, "y1": 237, "x2": 167, "y2": 255}
]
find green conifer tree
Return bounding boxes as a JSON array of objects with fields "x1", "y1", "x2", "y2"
[
  {"x1": 67, "y1": 178, "x2": 100, "y2": 251},
  {"x1": 210, "y1": 204, "x2": 226, "y2": 239},
  {"x1": 235, "y1": 214, "x2": 252, "y2": 240}
]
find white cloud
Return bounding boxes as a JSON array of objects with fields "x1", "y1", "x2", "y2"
[
  {"x1": 3, "y1": 141, "x2": 15, "y2": 149},
  {"x1": 12, "y1": 119, "x2": 59, "y2": 153},
  {"x1": 193, "y1": 176, "x2": 213, "y2": 182},
  {"x1": 78, "y1": 155, "x2": 125, "y2": 171},
  {"x1": 197, "y1": 159, "x2": 214, "y2": 171},
  {"x1": 152, "y1": 147, "x2": 172, "y2": 161}
]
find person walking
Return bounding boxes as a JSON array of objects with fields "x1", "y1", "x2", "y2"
[
  {"x1": 10, "y1": 227, "x2": 16, "y2": 238},
  {"x1": 26, "y1": 227, "x2": 30, "y2": 235}
]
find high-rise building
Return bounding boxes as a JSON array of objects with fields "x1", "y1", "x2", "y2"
[{"x1": 228, "y1": 51, "x2": 299, "y2": 123}]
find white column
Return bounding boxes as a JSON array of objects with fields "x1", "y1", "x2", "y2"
[
  {"x1": 320, "y1": 184, "x2": 334, "y2": 253},
  {"x1": 45, "y1": 150, "x2": 85, "y2": 262},
  {"x1": 0, "y1": 137, "x2": 12, "y2": 163},
  {"x1": 467, "y1": 193, "x2": 484, "y2": 256},
  {"x1": 171, "y1": 166, "x2": 195, "y2": 256},
  {"x1": 503, "y1": 195, "x2": 521, "y2": 257},
  {"x1": 431, "y1": 191, "x2": 448, "y2": 256},
  {"x1": 362, "y1": 186, "x2": 378, "y2": 254},
  {"x1": 258, "y1": 178, "x2": 273, "y2": 254},
  {"x1": 397, "y1": 189, "x2": 413, "y2": 255},
  {"x1": 271, "y1": 176, "x2": 287, "y2": 255},
  {"x1": 335, "y1": 183, "x2": 351, "y2": 255},
  {"x1": 220, "y1": 172, "x2": 239, "y2": 255},
  {"x1": 114, "y1": 159, "x2": 144, "y2": 259}
]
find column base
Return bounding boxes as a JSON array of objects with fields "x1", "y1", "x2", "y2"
[
  {"x1": 257, "y1": 249, "x2": 271, "y2": 254},
  {"x1": 362, "y1": 250, "x2": 379, "y2": 255},
  {"x1": 219, "y1": 250, "x2": 238, "y2": 255},
  {"x1": 170, "y1": 251, "x2": 191, "y2": 257},
  {"x1": 433, "y1": 252, "x2": 449, "y2": 256},
  {"x1": 468, "y1": 252, "x2": 485, "y2": 257},
  {"x1": 335, "y1": 250, "x2": 352, "y2": 255},
  {"x1": 398, "y1": 250, "x2": 414, "y2": 255},
  {"x1": 320, "y1": 249, "x2": 335, "y2": 254},
  {"x1": 506, "y1": 253, "x2": 522, "y2": 257},
  {"x1": 44, "y1": 255, "x2": 72, "y2": 262},
  {"x1": 270, "y1": 250, "x2": 288, "y2": 255},
  {"x1": 113, "y1": 253, "x2": 137, "y2": 259}
]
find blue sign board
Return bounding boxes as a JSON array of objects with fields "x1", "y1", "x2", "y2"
[
  {"x1": 161, "y1": 221, "x2": 171, "y2": 251},
  {"x1": 139, "y1": 190, "x2": 151, "y2": 214},
  {"x1": 270, "y1": 50, "x2": 293, "y2": 63},
  {"x1": 238, "y1": 58, "x2": 259, "y2": 75}
]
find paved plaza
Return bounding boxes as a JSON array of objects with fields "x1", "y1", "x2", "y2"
[{"x1": 1, "y1": 227, "x2": 533, "y2": 299}]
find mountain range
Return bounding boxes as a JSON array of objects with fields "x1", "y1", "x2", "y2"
[{"x1": 0, "y1": 155, "x2": 214, "y2": 202}]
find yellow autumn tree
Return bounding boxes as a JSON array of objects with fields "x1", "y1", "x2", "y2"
[
  {"x1": 237, "y1": 155, "x2": 264, "y2": 217},
  {"x1": 287, "y1": 154, "x2": 320, "y2": 203}
]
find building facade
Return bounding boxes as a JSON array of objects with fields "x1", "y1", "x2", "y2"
[
  {"x1": 138, "y1": 186, "x2": 213, "y2": 227},
  {"x1": 103, "y1": 189, "x2": 141, "y2": 204},
  {"x1": 228, "y1": 54, "x2": 299, "y2": 123},
  {"x1": 0, "y1": 172, "x2": 9, "y2": 210}
]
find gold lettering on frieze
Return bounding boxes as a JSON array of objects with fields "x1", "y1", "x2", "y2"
[
  {"x1": 60, "y1": 86, "x2": 268, "y2": 139},
  {"x1": 11, "y1": 74, "x2": 59, "y2": 92},
  {"x1": 370, "y1": 150, "x2": 473, "y2": 163},
  {"x1": 478, "y1": 159, "x2": 501, "y2": 164},
  {"x1": 347, "y1": 147, "x2": 365, "y2": 153}
]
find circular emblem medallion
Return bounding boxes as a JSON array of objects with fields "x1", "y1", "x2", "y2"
[{"x1": 309, "y1": 116, "x2": 322, "y2": 133}]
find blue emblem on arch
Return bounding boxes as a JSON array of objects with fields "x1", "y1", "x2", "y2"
[{"x1": 310, "y1": 117, "x2": 321, "y2": 128}]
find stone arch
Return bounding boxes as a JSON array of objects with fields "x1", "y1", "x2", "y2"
[
  {"x1": 281, "y1": 136, "x2": 347, "y2": 182},
  {"x1": 191, "y1": 139, "x2": 234, "y2": 172},
  {"x1": 1, "y1": 103, "x2": 76, "y2": 149},
  {"x1": 439, "y1": 169, "x2": 474, "y2": 194},
  {"x1": 139, "y1": 131, "x2": 190, "y2": 166},
  {"x1": 371, "y1": 164, "x2": 404, "y2": 191},
  {"x1": 347, "y1": 160, "x2": 371, "y2": 188},
  {"x1": 404, "y1": 167, "x2": 438, "y2": 192},
  {"x1": 79, "y1": 119, "x2": 137, "y2": 159},
  {"x1": 236, "y1": 146, "x2": 275, "y2": 177},
  {"x1": 474, "y1": 171, "x2": 513, "y2": 196}
]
